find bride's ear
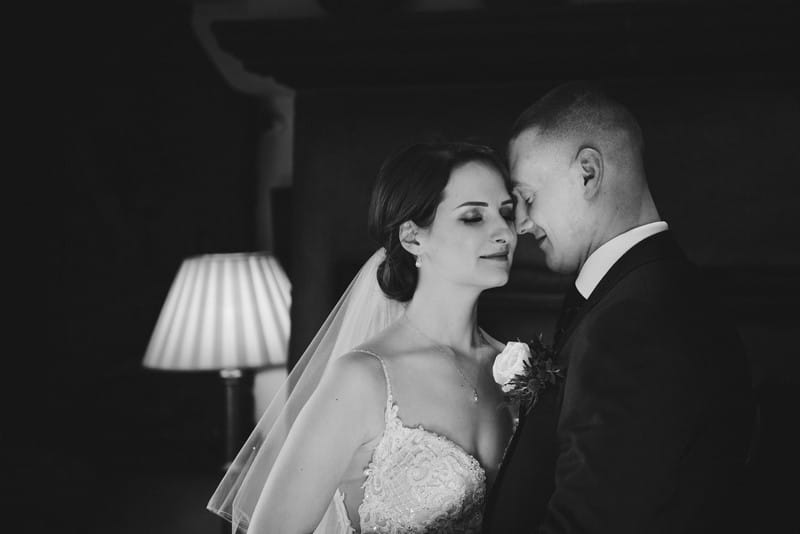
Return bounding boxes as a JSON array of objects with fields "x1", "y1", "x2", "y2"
[{"x1": 399, "y1": 220, "x2": 423, "y2": 256}]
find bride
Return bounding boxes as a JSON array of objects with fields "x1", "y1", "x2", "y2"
[{"x1": 209, "y1": 141, "x2": 518, "y2": 533}]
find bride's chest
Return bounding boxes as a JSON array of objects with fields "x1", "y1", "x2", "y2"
[{"x1": 357, "y1": 418, "x2": 486, "y2": 532}]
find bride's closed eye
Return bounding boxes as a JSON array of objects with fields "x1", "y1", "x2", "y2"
[
  {"x1": 460, "y1": 211, "x2": 484, "y2": 224},
  {"x1": 460, "y1": 205, "x2": 515, "y2": 224}
]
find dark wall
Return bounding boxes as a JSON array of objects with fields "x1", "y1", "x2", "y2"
[{"x1": 32, "y1": 5, "x2": 258, "y2": 532}]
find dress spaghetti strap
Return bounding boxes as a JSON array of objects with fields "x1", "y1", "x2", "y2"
[{"x1": 350, "y1": 348, "x2": 393, "y2": 413}]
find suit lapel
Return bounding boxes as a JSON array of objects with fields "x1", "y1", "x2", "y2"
[{"x1": 555, "y1": 231, "x2": 686, "y2": 355}]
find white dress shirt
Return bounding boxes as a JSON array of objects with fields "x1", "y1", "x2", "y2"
[{"x1": 575, "y1": 221, "x2": 669, "y2": 299}]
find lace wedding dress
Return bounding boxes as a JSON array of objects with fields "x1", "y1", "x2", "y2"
[{"x1": 316, "y1": 349, "x2": 486, "y2": 534}]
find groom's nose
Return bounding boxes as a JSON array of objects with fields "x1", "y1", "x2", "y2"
[
  {"x1": 515, "y1": 209, "x2": 534, "y2": 235},
  {"x1": 513, "y1": 190, "x2": 533, "y2": 235},
  {"x1": 517, "y1": 216, "x2": 534, "y2": 235}
]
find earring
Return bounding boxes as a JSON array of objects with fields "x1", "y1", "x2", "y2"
[{"x1": 415, "y1": 255, "x2": 421, "y2": 268}]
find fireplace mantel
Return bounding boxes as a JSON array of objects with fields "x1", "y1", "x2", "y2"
[{"x1": 201, "y1": 3, "x2": 798, "y2": 91}]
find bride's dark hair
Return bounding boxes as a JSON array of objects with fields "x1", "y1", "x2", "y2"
[{"x1": 368, "y1": 140, "x2": 511, "y2": 302}]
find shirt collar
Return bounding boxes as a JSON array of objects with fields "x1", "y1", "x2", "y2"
[{"x1": 575, "y1": 221, "x2": 669, "y2": 299}]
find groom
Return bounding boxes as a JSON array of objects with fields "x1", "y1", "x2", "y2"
[{"x1": 485, "y1": 83, "x2": 755, "y2": 533}]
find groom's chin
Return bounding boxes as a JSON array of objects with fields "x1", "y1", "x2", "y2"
[{"x1": 545, "y1": 256, "x2": 577, "y2": 276}]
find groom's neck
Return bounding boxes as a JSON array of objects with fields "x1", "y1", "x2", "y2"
[{"x1": 577, "y1": 191, "x2": 661, "y2": 275}]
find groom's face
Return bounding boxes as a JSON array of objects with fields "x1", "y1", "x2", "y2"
[{"x1": 510, "y1": 129, "x2": 588, "y2": 274}]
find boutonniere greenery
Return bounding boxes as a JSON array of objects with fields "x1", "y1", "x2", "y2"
[{"x1": 492, "y1": 336, "x2": 564, "y2": 416}]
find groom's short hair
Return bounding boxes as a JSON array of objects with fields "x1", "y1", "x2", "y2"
[{"x1": 511, "y1": 81, "x2": 644, "y2": 153}]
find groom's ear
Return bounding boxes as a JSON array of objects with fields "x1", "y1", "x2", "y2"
[
  {"x1": 576, "y1": 146, "x2": 603, "y2": 199},
  {"x1": 399, "y1": 220, "x2": 423, "y2": 255}
]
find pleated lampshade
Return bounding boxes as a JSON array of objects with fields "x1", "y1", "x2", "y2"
[{"x1": 143, "y1": 252, "x2": 291, "y2": 371}]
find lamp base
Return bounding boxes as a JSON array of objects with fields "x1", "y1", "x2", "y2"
[
  {"x1": 220, "y1": 368, "x2": 243, "y2": 472},
  {"x1": 219, "y1": 368, "x2": 246, "y2": 534}
]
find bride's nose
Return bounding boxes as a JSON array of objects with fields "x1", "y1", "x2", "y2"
[{"x1": 491, "y1": 222, "x2": 515, "y2": 245}]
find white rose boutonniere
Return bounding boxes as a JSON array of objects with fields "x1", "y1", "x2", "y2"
[
  {"x1": 492, "y1": 335, "x2": 564, "y2": 416},
  {"x1": 492, "y1": 341, "x2": 532, "y2": 393}
]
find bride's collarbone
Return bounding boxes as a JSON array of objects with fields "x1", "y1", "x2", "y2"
[
  {"x1": 385, "y1": 348, "x2": 499, "y2": 401},
  {"x1": 396, "y1": 348, "x2": 498, "y2": 396},
  {"x1": 387, "y1": 370, "x2": 494, "y2": 439}
]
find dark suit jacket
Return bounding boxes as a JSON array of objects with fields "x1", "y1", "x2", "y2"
[{"x1": 485, "y1": 231, "x2": 755, "y2": 533}]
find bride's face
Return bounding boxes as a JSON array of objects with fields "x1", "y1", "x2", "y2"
[{"x1": 417, "y1": 161, "x2": 517, "y2": 290}]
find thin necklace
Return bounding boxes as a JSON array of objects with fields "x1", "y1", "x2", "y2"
[{"x1": 403, "y1": 314, "x2": 482, "y2": 403}]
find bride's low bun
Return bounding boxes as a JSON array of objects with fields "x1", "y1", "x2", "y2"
[
  {"x1": 368, "y1": 141, "x2": 510, "y2": 302},
  {"x1": 376, "y1": 244, "x2": 417, "y2": 302}
]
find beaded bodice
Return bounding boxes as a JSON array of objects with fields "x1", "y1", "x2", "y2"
[{"x1": 354, "y1": 350, "x2": 486, "y2": 533}]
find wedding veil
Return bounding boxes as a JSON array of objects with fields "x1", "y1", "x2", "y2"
[{"x1": 207, "y1": 248, "x2": 405, "y2": 532}]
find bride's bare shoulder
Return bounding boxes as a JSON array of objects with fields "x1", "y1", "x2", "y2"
[
  {"x1": 311, "y1": 351, "x2": 388, "y2": 440},
  {"x1": 350, "y1": 320, "x2": 412, "y2": 361},
  {"x1": 324, "y1": 349, "x2": 390, "y2": 410},
  {"x1": 332, "y1": 349, "x2": 387, "y2": 383}
]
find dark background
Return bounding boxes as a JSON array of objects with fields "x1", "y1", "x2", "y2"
[{"x1": 25, "y1": 1, "x2": 799, "y2": 532}]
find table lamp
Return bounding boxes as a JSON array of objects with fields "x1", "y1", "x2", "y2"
[{"x1": 142, "y1": 252, "x2": 291, "y2": 468}]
